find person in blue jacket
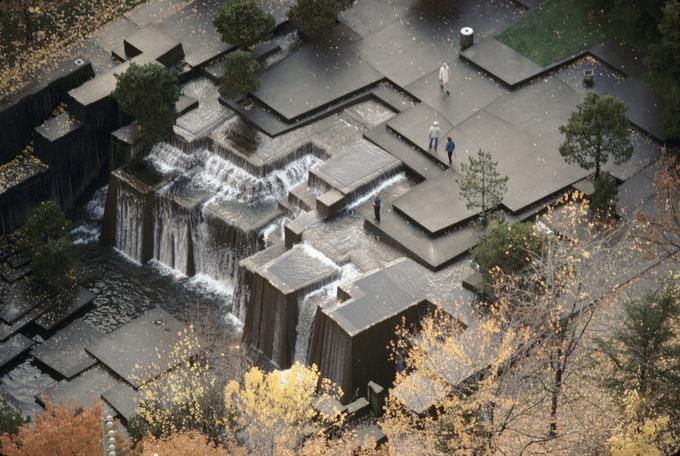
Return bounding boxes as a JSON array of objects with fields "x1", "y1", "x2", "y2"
[
  {"x1": 445, "y1": 137, "x2": 456, "y2": 165},
  {"x1": 373, "y1": 194, "x2": 382, "y2": 223}
]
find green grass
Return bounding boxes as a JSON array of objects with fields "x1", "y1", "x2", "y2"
[{"x1": 496, "y1": 0, "x2": 613, "y2": 66}]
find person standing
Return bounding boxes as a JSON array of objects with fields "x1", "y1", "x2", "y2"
[
  {"x1": 439, "y1": 63, "x2": 450, "y2": 96},
  {"x1": 373, "y1": 194, "x2": 382, "y2": 223},
  {"x1": 427, "y1": 121, "x2": 441, "y2": 152},
  {"x1": 445, "y1": 136, "x2": 456, "y2": 165}
]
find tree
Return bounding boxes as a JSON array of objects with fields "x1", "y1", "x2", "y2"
[
  {"x1": 610, "y1": 0, "x2": 665, "y2": 40},
  {"x1": 18, "y1": 200, "x2": 75, "y2": 295},
  {"x1": 608, "y1": 390, "x2": 674, "y2": 456},
  {"x1": 0, "y1": 400, "x2": 102, "y2": 455},
  {"x1": 134, "y1": 326, "x2": 237, "y2": 444},
  {"x1": 223, "y1": 362, "x2": 344, "y2": 455},
  {"x1": 0, "y1": 399, "x2": 25, "y2": 437},
  {"x1": 0, "y1": 1, "x2": 66, "y2": 42},
  {"x1": 457, "y1": 148, "x2": 508, "y2": 225},
  {"x1": 647, "y1": 0, "x2": 680, "y2": 138},
  {"x1": 288, "y1": 0, "x2": 354, "y2": 40},
  {"x1": 590, "y1": 173, "x2": 619, "y2": 221},
  {"x1": 213, "y1": 0, "x2": 275, "y2": 49},
  {"x1": 559, "y1": 93, "x2": 633, "y2": 180},
  {"x1": 471, "y1": 221, "x2": 543, "y2": 295},
  {"x1": 595, "y1": 285, "x2": 680, "y2": 422},
  {"x1": 219, "y1": 50, "x2": 260, "y2": 99},
  {"x1": 112, "y1": 62, "x2": 180, "y2": 148},
  {"x1": 636, "y1": 148, "x2": 680, "y2": 254},
  {"x1": 135, "y1": 430, "x2": 242, "y2": 456}
]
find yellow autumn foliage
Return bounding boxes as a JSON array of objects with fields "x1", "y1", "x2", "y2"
[{"x1": 224, "y1": 362, "x2": 343, "y2": 456}]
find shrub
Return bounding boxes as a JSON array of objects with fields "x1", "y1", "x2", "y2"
[
  {"x1": 219, "y1": 50, "x2": 260, "y2": 98},
  {"x1": 137, "y1": 430, "x2": 240, "y2": 456},
  {"x1": 213, "y1": 0, "x2": 275, "y2": 49},
  {"x1": 589, "y1": 174, "x2": 618, "y2": 221},
  {"x1": 288, "y1": 0, "x2": 352, "y2": 39},
  {"x1": 112, "y1": 62, "x2": 180, "y2": 148},
  {"x1": 18, "y1": 201, "x2": 75, "y2": 295},
  {"x1": 0, "y1": 401, "x2": 101, "y2": 455},
  {"x1": 471, "y1": 221, "x2": 543, "y2": 295},
  {"x1": 0, "y1": 399, "x2": 25, "y2": 437}
]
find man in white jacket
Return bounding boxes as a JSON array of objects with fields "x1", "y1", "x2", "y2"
[
  {"x1": 439, "y1": 62, "x2": 450, "y2": 96},
  {"x1": 427, "y1": 120, "x2": 441, "y2": 152}
]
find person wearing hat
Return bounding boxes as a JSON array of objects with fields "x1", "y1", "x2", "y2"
[{"x1": 427, "y1": 120, "x2": 441, "y2": 152}]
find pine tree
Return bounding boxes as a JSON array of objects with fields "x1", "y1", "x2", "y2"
[
  {"x1": 219, "y1": 50, "x2": 260, "y2": 99},
  {"x1": 595, "y1": 285, "x2": 680, "y2": 421},
  {"x1": 559, "y1": 93, "x2": 633, "y2": 180},
  {"x1": 457, "y1": 149, "x2": 508, "y2": 224},
  {"x1": 112, "y1": 62, "x2": 180, "y2": 149},
  {"x1": 213, "y1": 0, "x2": 275, "y2": 49}
]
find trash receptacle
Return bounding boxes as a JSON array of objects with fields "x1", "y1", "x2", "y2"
[{"x1": 460, "y1": 27, "x2": 474, "y2": 50}]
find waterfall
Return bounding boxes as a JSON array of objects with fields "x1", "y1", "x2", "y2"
[
  {"x1": 194, "y1": 152, "x2": 319, "y2": 204},
  {"x1": 146, "y1": 142, "x2": 199, "y2": 175},
  {"x1": 152, "y1": 195, "x2": 197, "y2": 276},
  {"x1": 346, "y1": 172, "x2": 407, "y2": 210},
  {"x1": 113, "y1": 184, "x2": 145, "y2": 263},
  {"x1": 293, "y1": 252, "x2": 360, "y2": 364}
]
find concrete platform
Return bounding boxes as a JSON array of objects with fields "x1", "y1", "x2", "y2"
[
  {"x1": 159, "y1": 0, "x2": 234, "y2": 68},
  {"x1": 386, "y1": 104, "x2": 452, "y2": 167},
  {"x1": 597, "y1": 77, "x2": 665, "y2": 142},
  {"x1": 393, "y1": 169, "x2": 478, "y2": 235},
  {"x1": 253, "y1": 40, "x2": 383, "y2": 121},
  {"x1": 460, "y1": 38, "x2": 545, "y2": 88},
  {"x1": 241, "y1": 244, "x2": 342, "y2": 368},
  {"x1": 309, "y1": 141, "x2": 402, "y2": 197},
  {"x1": 38, "y1": 365, "x2": 121, "y2": 409},
  {"x1": 35, "y1": 287, "x2": 97, "y2": 332},
  {"x1": 364, "y1": 123, "x2": 445, "y2": 181},
  {"x1": 448, "y1": 109, "x2": 587, "y2": 213},
  {"x1": 310, "y1": 258, "x2": 436, "y2": 401},
  {"x1": 86, "y1": 308, "x2": 206, "y2": 388},
  {"x1": 362, "y1": 203, "x2": 480, "y2": 270},
  {"x1": 31, "y1": 320, "x2": 102, "y2": 379},
  {"x1": 0, "y1": 279, "x2": 42, "y2": 324},
  {"x1": 404, "y1": 63, "x2": 507, "y2": 127},
  {"x1": 102, "y1": 381, "x2": 141, "y2": 422},
  {"x1": 590, "y1": 39, "x2": 647, "y2": 78},
  {"x1": 0, "y1": 334, "x2": 34, "y2": 370}
]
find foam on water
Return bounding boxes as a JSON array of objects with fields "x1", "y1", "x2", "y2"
[{"x1": 347, "y1": 172, "x2": 407, "y2": 210}]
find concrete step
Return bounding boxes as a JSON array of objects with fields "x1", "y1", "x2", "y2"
[
  {"x1": 364, "y1": 123, "x2": 445, "y2": 181},
  {"x1": 371, "y1": 85, "x2": 418, "y2": 113},
  {"x1": 288, "y1": 183, "x2": 319, "y2": 212}
]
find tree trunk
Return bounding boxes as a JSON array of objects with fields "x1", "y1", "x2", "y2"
[
  {"x1": 22, "y1": 0, "x2": 32, "y2": 43},
  {"x1": 549, "y1": 344, "x2": 563, "y2": 437}
]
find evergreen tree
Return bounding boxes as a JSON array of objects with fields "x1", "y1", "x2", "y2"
[
  {"x1": 112, "y1": 62, "x2": 180, "y2": 148},
  {"x1": 213, "y1": 0, "x2": 275, "y2": 49},
  {"x1": 596, "y1": 285, "x2": 680, "y2": 421},
  {"x1": 219, "y1": 50, "x2": 260, "y2": 99},
  {"x1": 18, "y1": 200, "x2": 75, "y2": 295},
  {"x1": 559, "y1": 93, "x2": 633, "y2": 180},
  {"x1": 589, "y1": 173, "x2": 619, "y2": 221},
  {"x1": 288, "y1": 0, "x2": 354, "y2": 39},
  {"x1": 457, "y1": 149, "x2": 508, "y2": 224},
  {"x1": 647, "y1": 0, "x2": 680, "y2": 139}
]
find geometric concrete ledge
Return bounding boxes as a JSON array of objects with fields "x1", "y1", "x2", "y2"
[
  {"x1": 460, "y1": 38, "x2": 544, "y2": 88},
  {"x1": 38, "y1": 365, "x2": 122, "y2": 409},
  {"x1": 0, "y1": 334, "x2": 35, "y2": 370},
  {"x1": 35, "y1": 287, "x2": 97, "y2": 332},
  {"x1": 86, "y1": 307, "x2": 206, "y2": 388},
  {"x1": 31, "y1": 319, "x2": 103, "y2": 379}
]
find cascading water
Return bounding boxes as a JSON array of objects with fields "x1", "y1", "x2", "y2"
[
  {"x1": 113, "y1": 183, "x2": 145, "y2": 264},
  {"x1": 111, "y1": 138, "x2": 321, "y2": 324},
  {"x1": 194, "y1": 152, "x2": 319, "y2": 205},
  {"x1": 294, "y1": 262, "x2": 360, "y2": 364}
]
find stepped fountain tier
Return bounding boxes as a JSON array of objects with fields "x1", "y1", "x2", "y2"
[
  {"x1": 309, "y1": 258, "x2": 437, "y2": 403},
  {"x1": 102, "y1": 134, "x2": 323, "y2": 290},
  {"x1": 240, "y1": 244, "x2": 343, "y2": 369}
]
